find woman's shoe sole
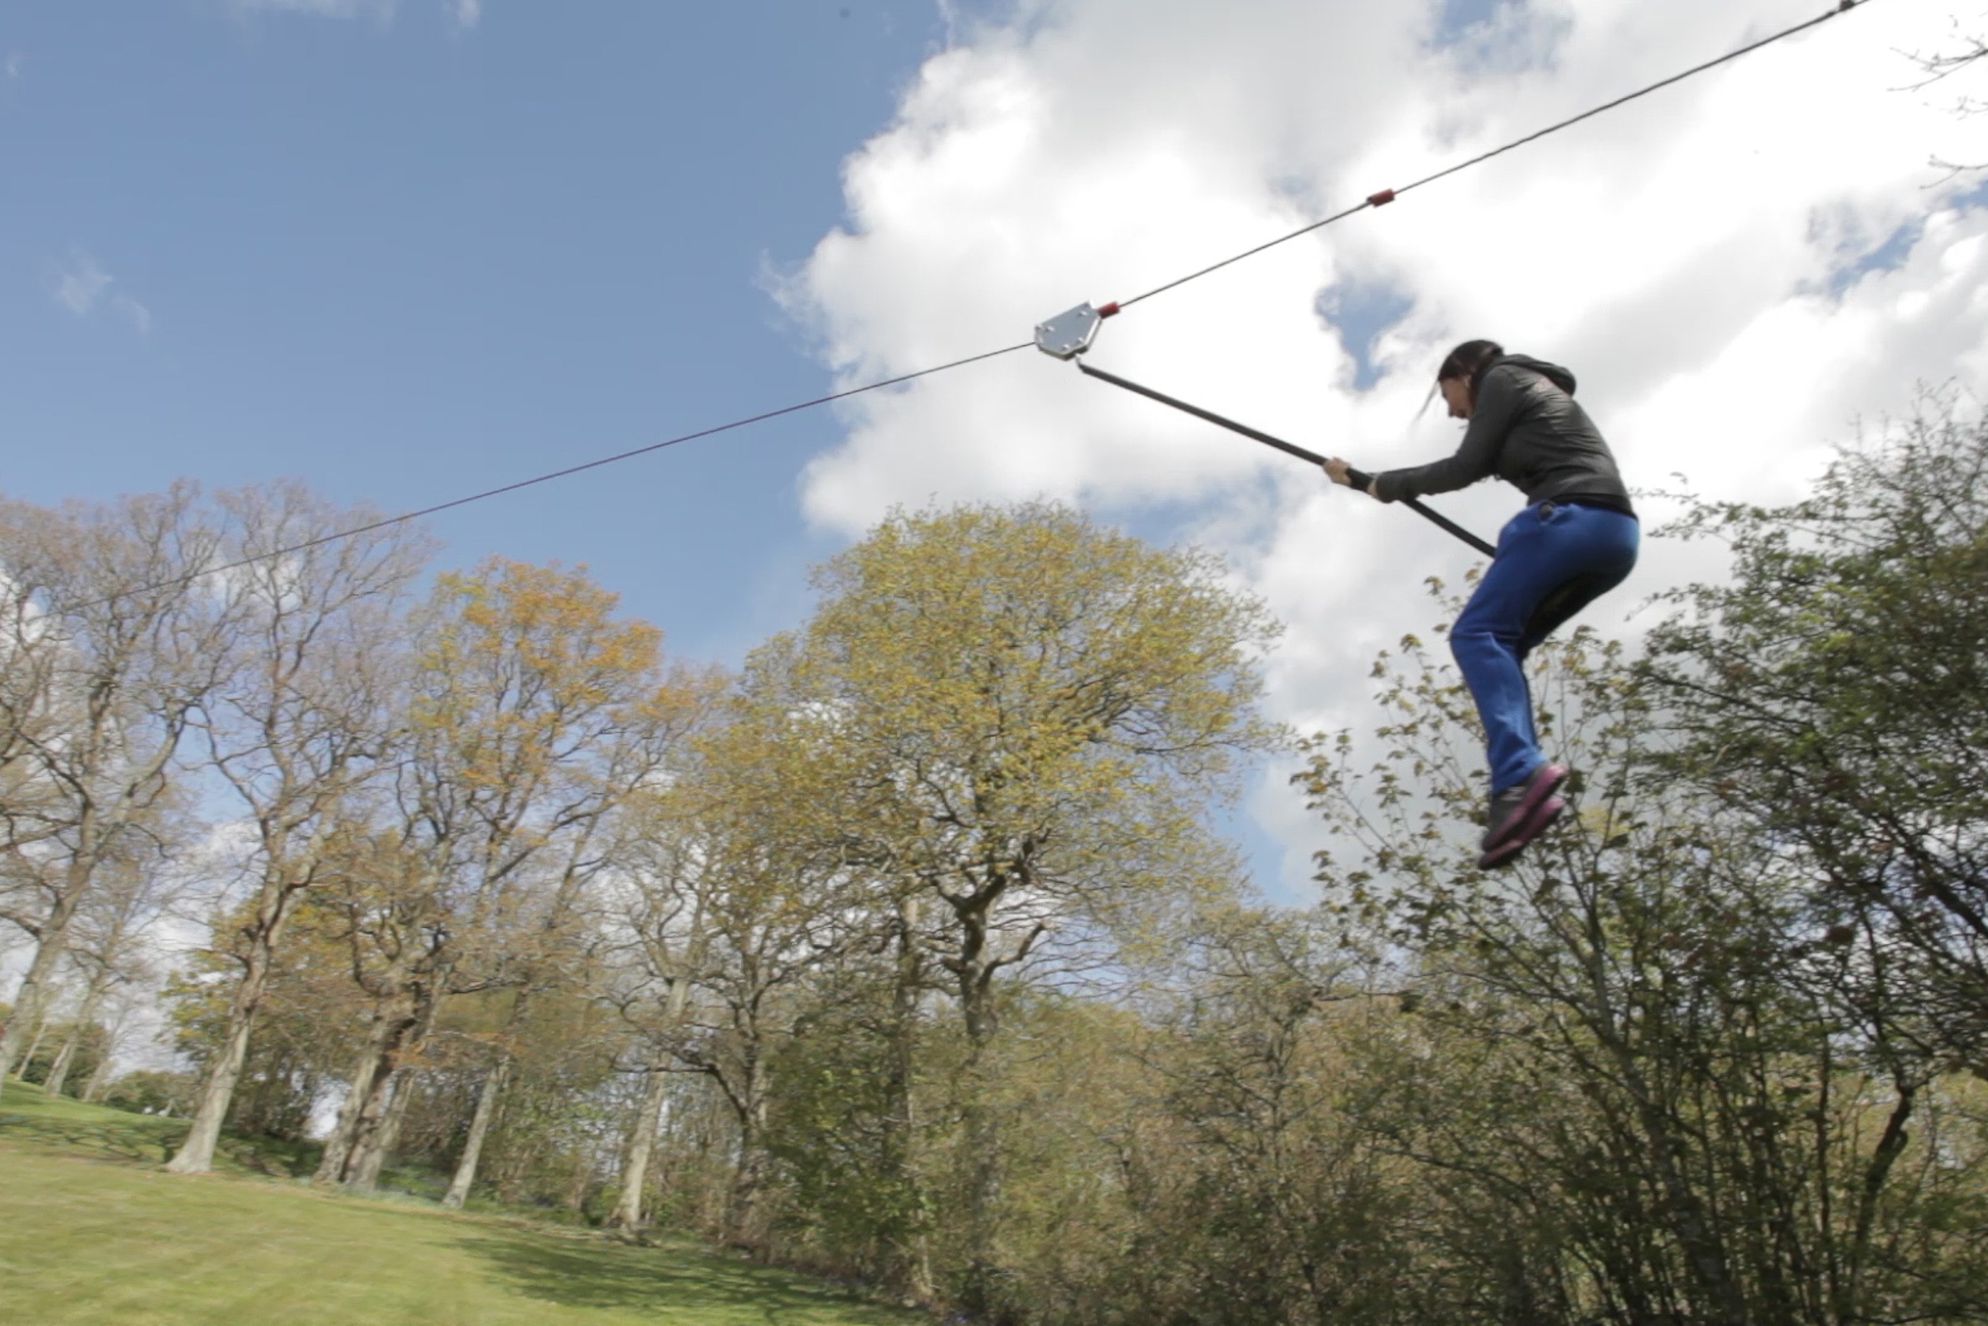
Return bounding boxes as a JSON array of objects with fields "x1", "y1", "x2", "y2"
[
  {"x1": 1479, "y1": 796, "x2": 1566, "y2": 870},
  {"x1": 1483, "y1": 763, "x2": 1569, "y2": 852}
]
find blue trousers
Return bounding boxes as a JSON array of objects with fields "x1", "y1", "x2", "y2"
[{"x1": 1451, "y1": 500, "x2": 1640, "y2": 793}]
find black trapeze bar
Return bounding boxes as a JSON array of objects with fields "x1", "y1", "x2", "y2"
[{"x1": 1074, "y1": 361, "x2": 1496, "y2": 558}]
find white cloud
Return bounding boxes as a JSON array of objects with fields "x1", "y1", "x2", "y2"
[
  {"x1": 51, "y1": 250, "x2": 153, "y2": 336},
  {"x1": 53, "y1": 252, "x2": 113, "y2": 316},
  {"x1": 780, "y1": 0, "x2": 1988, "y2": 900},
  {"x1": 451, "y1": 0, "x2": 481, "y2": 30},
  {"x1": 112, "y1": 293, "x2": 154, "y2": 337},
  {"x1": 5, "y1": 52, "x2": 23, "y2": 80}
]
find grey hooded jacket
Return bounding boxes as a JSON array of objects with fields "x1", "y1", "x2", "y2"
[{"x1": 1372, "y1": 355, "x2": 1634, "y2": 516}]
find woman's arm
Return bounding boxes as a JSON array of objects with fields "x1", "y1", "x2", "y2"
[{"x1": 1373, "y1": 367, "x2": 1524, "y2": 502}]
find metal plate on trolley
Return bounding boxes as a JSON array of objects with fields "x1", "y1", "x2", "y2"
[{"x1": 1034, "y1": 303, "x2": 1103, "y2": 360}]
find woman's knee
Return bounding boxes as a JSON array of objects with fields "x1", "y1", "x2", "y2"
[
  {"x1": 1451, "y1": 604, "x2": 1511, "y2": 652},
  {"x1": 1450, "y1": 617, "x2": 1497, "y2": 666}
]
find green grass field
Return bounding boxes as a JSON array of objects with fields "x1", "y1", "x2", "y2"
[{"x1": 0, "y1": 1081, "x2": 926, "y2": 1326}]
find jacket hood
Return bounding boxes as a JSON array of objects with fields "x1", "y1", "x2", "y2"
[{"x1": 1494, "y1": 354, "x2": 1576, "y2": 395}]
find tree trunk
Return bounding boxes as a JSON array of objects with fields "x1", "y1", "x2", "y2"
[
  {"x1": 167, "y1": 887, "x2": 293, "y2": 1175},
  {"x1": 314, "y1": 971, "x2": 429, "y2": 1187},
  {"x1": 1841, "y1": 1081, "x2": 1917, "y2": 1318},
  {"x1": 18, "y1": 1004, "x2": 55, "y2": 1080},
  {"x1": 442, "y1": 1051, "x2": 512, "y2": 1209},
  {"x1": 609, "y1": 957, "x2": 696, "y2": 1232},
  {"x1": 0, "y1": 863, "x2": 88, "y2": 1081},
  {"x1": 725, "y1": 1055, "x2": 770, "y2": 1243},
  {"x1": 80, "y1": 1018, "x2": 123, "y2": 1103},
  {"x1": 42, "y1": 973, "x2": 112, "y2": 1099},
  {"x1": 314, "y1": 1027, "x2": 390, "y2": 1185},
  {"x1": 608, "y1": 1066, "x2": 672, "y2": 1231},
  {"x1": 440, "y1": 962, "x2": 549, "y2": 1212},
  {"x1": 955, "y1": 934, "x2": 1002, "y2": 1316},
  {"x1": 959, "y1": 1059, "x2": 1002, "y2": 1312},
  {"x1": 332, "y1": 1048, "x2": 402, "y2": 1188},
  {"x1": 344, "y1": 975, "x2": 443, "y2": 1191},
  {"x1": 563, "y1": 1151, "x2": 594, "y2": 1216},
  {"x1": 79, "y1": 1059, "x2": 114, "y2": 1103},
  {"x1": 40, "y1": 1031, "x2": 77, "y2": 1097},
  {"x1": 882, "y1": 894, "x2": 933, "y2": 1297},
  {"x1": 350, "y1": 1070, "x2": 412, "y2": 1192}
]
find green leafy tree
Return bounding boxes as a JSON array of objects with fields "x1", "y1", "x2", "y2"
[
  {"x1": 782, "y1": 502, "x2": 1282, "y2": 1312},
  {"x1": 168, "y1": 889, "x2": 370, "y2": 1141},
  {"x1": 390, "y1": 558, "x2": 705, "y2": 1209},
  {"x1": 1643, "y1": 405, "x2": 1988, "y2": 1068},
  {"x1": 1299, "y1": 594, "x2": 1988, "y2": 1324},
  {"x1": 761, "y1": 958, "x2": 938, "y2": 1290},
  {"x1": 100, "y1": 1068, "x2": 199, "y2": 1116},
  {"x1": 1120, "y1": 906, "x2": 1423, "y2": 1326}
]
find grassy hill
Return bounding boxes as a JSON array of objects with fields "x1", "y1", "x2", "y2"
[{"x1": 0, "y1": 1081, "x2": 926, "y2": 1326}]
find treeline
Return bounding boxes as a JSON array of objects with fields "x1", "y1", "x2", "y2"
[{"x1": 3, "y1": 412, "x2": 1986, "y2": 1325}]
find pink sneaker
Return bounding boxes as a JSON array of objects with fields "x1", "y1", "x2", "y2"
[
  {"x1": 1481, "y1": 763, "x2": 1568, "y2": 853},
  {"x1": 1478, "y1": 794, "x2": 1566, "y2": 870}
]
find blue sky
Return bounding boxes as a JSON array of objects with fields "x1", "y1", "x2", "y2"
[{"x1": 3, "y1": 2, "x2": 960, "y2": 664}]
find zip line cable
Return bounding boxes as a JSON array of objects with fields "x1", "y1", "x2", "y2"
[
  {"x1": 80, "y1": 0, "x2": 1873, "y2": 611},
  {"x1": 85, "y1": 341, "x2": 1034, "y2": 610},
  {"x1": 1119, "y1": 0, "x2": 1871, "y2": 310}
]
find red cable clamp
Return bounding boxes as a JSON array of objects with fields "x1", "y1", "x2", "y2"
[
  {"x1": 1367, "y1": 188, "x2": 1397, "y2": 207},
  {"x1": 1097, "y1": 302, "x2": 1121, "y2": 318}
]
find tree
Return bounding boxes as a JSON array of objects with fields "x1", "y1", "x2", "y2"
[
  {"x1": 101, "y1": 1068, "x2": 198, "y2": 1116},
  {"x1": 1124, "y1": 906, "x2": 1420, "y2": 1326},
  {"x1": 1298, "y1": 585, "x2": 1988, "y2": 1324},
  {"x1": 18, "y1": 1009, "x2": 110, "y2": 1096},
  {"x1": 0, "y1": 485, "x2": 232, "y2": 1084},
  {"x1": 602, "y1": 792, "x2": 712, "y2": 1234},
  {"x1": 40, "y1": 840, "x2": 179, "y2": 1099},
  {"x1": 757, "y1": 941, "x2": 939, "y2": 1289},
  {"x1": 78, "y1": 976, "x2": 157, "y2": 1104},
  {"x1": 1643, "y1": 405, "x2": 1988, "y2": 1068},
  {"x1": 309, "y1": 827, "x2": 456, "y2": 1190},
  {"x1": 780, "y1": 502, "x2": 1282, "y2": 1310},
  {"x1": 168, "y1": 888, "x2": 369, "y2": 1141},
  {"x1": 382, "y1": 558, "x2": 701, "y2": 1209},
  {"x1": 626, "y1": 697, "x2": 868, "y2": 1242},
  {"x1": 168, "y1": 485, "x2": 430, "y2": 1173},
  {"x1": 654, "y1": 634, "x2": 942, "y2": 1278}
]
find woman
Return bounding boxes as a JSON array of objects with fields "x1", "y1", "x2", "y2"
[{"x1": 1325, "y1": 340, "x2": 1639, "y2": 869}]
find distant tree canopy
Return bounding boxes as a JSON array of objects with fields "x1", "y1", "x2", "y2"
[{"x1": 100, "y1": 1069, "x2": 198, "y2": 1117}]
